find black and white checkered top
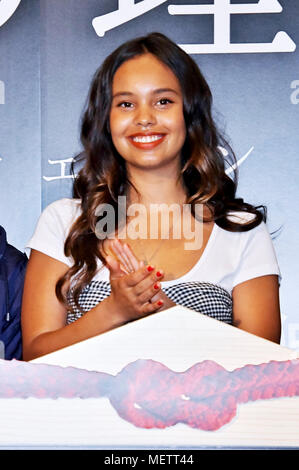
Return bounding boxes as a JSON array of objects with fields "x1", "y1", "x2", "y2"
[{"x1": 66, "y1": 280, "x2": 233, "y2": 325}]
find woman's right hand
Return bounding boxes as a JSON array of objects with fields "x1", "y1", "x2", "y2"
[{"x1": 104, "y1": 254, "x2": 164, "y2": 325}]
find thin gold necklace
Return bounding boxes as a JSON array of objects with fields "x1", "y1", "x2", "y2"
[
  {"x1": 137, "y1": 237, "x2": 167, "y2": 266},
  {"x1": 125, "y1": 194, "x2": 187, "y2": 265},
  {"x1": 134, "y1": 213, "x2": 176, "y2": 266}
]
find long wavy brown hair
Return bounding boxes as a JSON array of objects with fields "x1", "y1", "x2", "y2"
[{"x1": 56, "y1": 32, "x2": 266, "y2": 311}]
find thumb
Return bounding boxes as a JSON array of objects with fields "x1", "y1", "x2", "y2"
[{"x1": 105, "y1": 255, "x2": 127, "y2": 279}]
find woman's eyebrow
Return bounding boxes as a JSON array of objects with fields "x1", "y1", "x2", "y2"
[
  {"x1": 153, "y1": 88, "x2": 180, "y2": 95},
  {"x1": 112, "y1": 91, "x2": 134, "y2": 99},
  {"x1": 112, "y1": 88, "x2": 180, "y2": 99}
]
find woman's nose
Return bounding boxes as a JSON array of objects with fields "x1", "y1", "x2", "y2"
[{"x1": 134, "y1": 104, "x2": 157, "y2": 127}]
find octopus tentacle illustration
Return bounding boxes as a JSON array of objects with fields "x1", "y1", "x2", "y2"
[{"x1": 0, "y1": 358, "x2": 298, "y2": 431}]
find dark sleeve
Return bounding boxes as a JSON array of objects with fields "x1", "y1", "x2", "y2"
[{"x1": 2, "y1": 244, "x2": 28, "y2": 360}]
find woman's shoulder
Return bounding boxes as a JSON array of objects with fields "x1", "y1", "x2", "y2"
[
  {"x1": 42, "y1": 197, "x2": 82, "y2": 221},
  {"x1": 44, "y1": 197, "x2": 81, "y2": 212},
  {"x1": 25, "y1": 198, "x2": 83, "y2": 264},
  {"x1": 215, "y1": 211, "x2": 268, "y2": 245},
  {"x1": 36, "y1": 198, "x2": 82, "y2": 235}
]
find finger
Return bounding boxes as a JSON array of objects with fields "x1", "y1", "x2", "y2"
[
  {"x1": 112, "y1": 239, "x2": 134, "y2": 273},
  {"x1": 150, "y1": 286, "x2": 168, "y2": 304},
  {"x1": 105, "y1": 254, "x2": 118, "y2": 270},
  {"x1": 102, "y1": 239, "x2": 125, "y2": 270},
  {"x1": 141, "y1": 298, "x2": 164, "y2": 315},
  {"x1": 133, "y1": 268, "x2": 165, "y2": 296},
  {"x1": 103, "y1": 238, "x2": 116, "y2": 257},
  {"x1": 110, "y1": 242, "x2": 130, "y2": 274},
  {"x1": 150, "y1": 292, "x2": 160, "y2": 303},
  {"x1": 116, "y1": 240, "x2": 136, "y2": 273},
  {"x1": 138, "y1": 280, "x2": 161, "y2": 304},
  {"x1": 125, "y1": 263, "x2": 156, "y2": 287},
  {"x1": 105, "y1": 255, "x2": 128, "y2": 279},
  {"x1": 123, "y1": 242, "x2": 140, "y2": 271}
]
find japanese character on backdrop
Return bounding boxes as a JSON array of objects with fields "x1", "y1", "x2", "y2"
[
  {"x1": 43, "y1": 158, "x2": 75, "y2": 182},
  {"x1": 0, "y1": 0, "x2": 22, "y2": 28},
  {"x1": 92, "y1": 0, "x2": 296, "y2": 54},
  {"x1": 92, "y1": 0, "x2": 169, "y2": 37},
  {"x1": 42, "y1": 148, "x2": 254, "y2": 182}
]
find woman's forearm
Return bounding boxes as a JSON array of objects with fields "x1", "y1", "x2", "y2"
[{"x1": 22, "y1": 296, "x2": 124, "y2": 361}]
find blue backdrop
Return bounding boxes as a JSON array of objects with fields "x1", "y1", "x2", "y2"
[{"x1": 0, "y1": 0, "x2": 298, "y2": 348}]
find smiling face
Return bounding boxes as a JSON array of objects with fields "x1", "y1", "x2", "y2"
[{"x1": 109, "y1": 53, "x2": 186, "y2": 173}]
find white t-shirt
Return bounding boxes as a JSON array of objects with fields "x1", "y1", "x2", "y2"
[{"x1": 25, "y1": 198, "x2": 281, "y2": 325}]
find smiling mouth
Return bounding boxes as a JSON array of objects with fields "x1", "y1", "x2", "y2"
[{"x1": 128, "y1": 133, "x2": 166, "y2": 149}]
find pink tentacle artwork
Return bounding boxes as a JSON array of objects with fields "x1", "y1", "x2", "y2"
[{"x1": 0, "y1": 358, "x2": 298, "y2": 431}]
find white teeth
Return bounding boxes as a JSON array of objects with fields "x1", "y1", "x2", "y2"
[{"x1": 132, "y1": 135, "x2": 163, "y2": 143}]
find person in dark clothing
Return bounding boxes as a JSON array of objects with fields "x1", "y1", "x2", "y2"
[{"x1": 0, "y1": 225, "x2": 27, "y2": 360}]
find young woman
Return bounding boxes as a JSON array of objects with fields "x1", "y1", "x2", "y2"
[{"x1": 21, "y1": 33, "x2": 281, "y2": 361}]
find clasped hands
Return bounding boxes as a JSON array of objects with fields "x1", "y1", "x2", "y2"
[{"x1": 103, "y1": 239, "x2": 176, "y2": 324}]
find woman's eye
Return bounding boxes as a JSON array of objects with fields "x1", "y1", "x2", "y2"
[
  {"x1": 118, "y1": 102, "x2": 133, "y2": 108},
  {"x1": 157, "y1": 98, "x2": 173, "y2": 106}
]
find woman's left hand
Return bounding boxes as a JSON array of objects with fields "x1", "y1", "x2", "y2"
[{"x1": 105, "y1": 239, "x2": 176, "y2": 311}]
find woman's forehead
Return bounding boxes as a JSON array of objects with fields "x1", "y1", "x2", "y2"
[{"x1": 112, "y1": 53, "x2": 181, "y2": 93}]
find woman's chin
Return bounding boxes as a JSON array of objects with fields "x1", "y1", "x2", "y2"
[
  {"x1": 126, "y1": 154, "x2": 181, "y2": 172},
  {"x1": 129, "y1": 161, "x2": 172, "y2": 172}
]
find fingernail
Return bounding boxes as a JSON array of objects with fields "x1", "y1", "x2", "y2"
[
  {"x1": 156, "y1": 271, "x2": 162, "y2": 277},
  {"x1": 147, "y1": 265, "x2": 154, "y2": 272},
  {"x1": 154, "y1": 283, "x2": 160, "y2": 290},
  {"x1": 157, "y1": 300, "x2": 163, "y2": 306}
]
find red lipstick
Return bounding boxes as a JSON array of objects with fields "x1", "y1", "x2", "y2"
[{"x1": 128, "y1": 133, "x2": 166, "y2": 150}]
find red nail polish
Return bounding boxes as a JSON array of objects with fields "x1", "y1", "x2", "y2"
[
  {"x1": 154, "y1": 283, "x2": 159, "y2": 290},
  {"x1": 156, "y1": 271, "x2": 162, "y2": 277},
  {"x1": 157, "y1": 300, "x2": 163, "y2": 306},
  {"x1": 147, "y1": 265, "x2": 154, "y2": 272}
]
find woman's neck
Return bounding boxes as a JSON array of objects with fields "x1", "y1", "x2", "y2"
[{"x1": 126, "y1": 166, "x2": 187, "y2": 207}]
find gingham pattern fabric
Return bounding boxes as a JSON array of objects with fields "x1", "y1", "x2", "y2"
[{"x1": 66, "y1": 280, "x2": 232, "y2": 325}]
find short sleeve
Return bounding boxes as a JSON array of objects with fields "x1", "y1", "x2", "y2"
[
  {"x1": 232, "y1": 221, "x2": 281, "y2": 288},
  {"x1": 25, "y1": 198, "x2": 81, "y2": 267}
]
